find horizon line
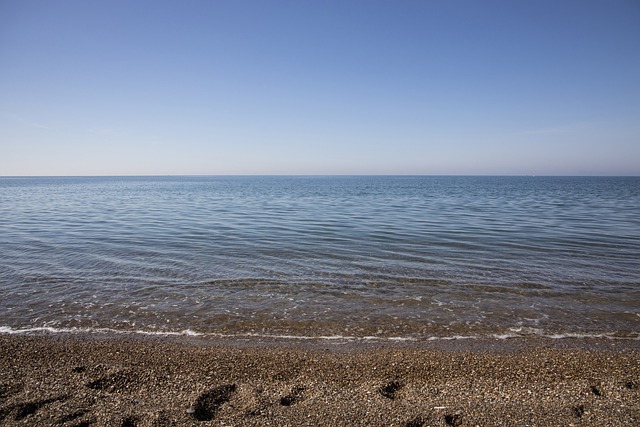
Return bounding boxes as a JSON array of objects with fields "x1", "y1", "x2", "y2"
[{"x1": 1, "y1": 173, "x2": 639, "y2": 178}]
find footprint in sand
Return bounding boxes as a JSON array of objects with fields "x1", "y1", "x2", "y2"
[
  {"x1": 280, "y1": 386, "x2": 305, "y2": 406},
  {"x1": 192, "y1": 384, "x2": 236, "y2": 421}
]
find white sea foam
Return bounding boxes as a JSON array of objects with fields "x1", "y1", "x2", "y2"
[
  {"x1": 1, "y1": 325, "x2": 637, "y2": 341},
  {"x1": 0, "y1": 326, "x2": 203, "y2": 337}
]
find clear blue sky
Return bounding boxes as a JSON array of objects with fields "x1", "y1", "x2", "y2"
[{"x1": 1, "y1": 0, "x2": 639, "y2": 176}]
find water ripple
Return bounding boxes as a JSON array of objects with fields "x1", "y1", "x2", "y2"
[{"x1": 1, "y1": 176, "x2": 639, "y2": 339}]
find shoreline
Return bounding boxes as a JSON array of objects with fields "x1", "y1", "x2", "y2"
[
  {"x1": 2, "y1": 326, "x2": 639, "y2": 350},
  {"x1": 1, "y1": 334, "x2": 639, "y2": 426}
]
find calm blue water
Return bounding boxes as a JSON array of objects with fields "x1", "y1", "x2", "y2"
[{"x1": 1, "y1": 176, "x2": 639, "y2": 341}]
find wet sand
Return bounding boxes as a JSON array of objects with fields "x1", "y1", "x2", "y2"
[{"x1": 1, "y1": 334, "x2": 639, "y2": 426}]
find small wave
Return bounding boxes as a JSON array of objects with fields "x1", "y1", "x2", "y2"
[
  {"x1": 505, "y1": 327, "x2": 640, "y2": 340},
  {"x1": 0, "y1": 326, "x2": 203, "y2": 337},
  {"x1": 0, "y1": 325, "x2": 637, "y2": 342},
  {"x1": 0, "y1": 326, "x2": 415, "y2": 342}
]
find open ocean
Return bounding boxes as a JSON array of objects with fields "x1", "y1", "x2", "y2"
[{"x1": 0, "y1": 176, "x2": 638, "y2": 342}]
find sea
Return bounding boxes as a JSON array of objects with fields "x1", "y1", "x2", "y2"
[{"x1": 1, "y1": 176, "x2": 638, "y2": 343}]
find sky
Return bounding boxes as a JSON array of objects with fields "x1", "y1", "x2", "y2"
[{"x1": 1, "y1": 0, "x2": 639, "y2": 176}]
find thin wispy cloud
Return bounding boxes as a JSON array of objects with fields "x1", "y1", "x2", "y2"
[
  {"x1": 87, "y1": 128, "x2": 116, "y2": 135},
  {"x1": 522, "y1": 122, "x2": 594, "y2": 135},
  {"x1": 5, "y1": 113, "x2": 50, "y2": 130}
]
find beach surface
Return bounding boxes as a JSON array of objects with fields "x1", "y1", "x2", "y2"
[{"x1": 1, "y1": 334, "x2": 638, "y2": 426}]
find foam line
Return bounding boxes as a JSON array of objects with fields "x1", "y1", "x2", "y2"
[{"x1": 1, "y1": 325, "x2": 637, "y2": 341}]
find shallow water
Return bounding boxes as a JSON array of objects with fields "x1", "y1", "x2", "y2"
[{"x1": 1, "y1": 176, "x2": 638, "y2": 341}]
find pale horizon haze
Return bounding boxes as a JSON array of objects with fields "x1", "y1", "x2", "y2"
[{"x1": 1, "y1": 0, "x2": 639, "y2": 176}]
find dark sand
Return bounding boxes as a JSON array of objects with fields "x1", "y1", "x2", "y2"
[{"x1": 1, "y1": 335, "x2": 639, "y2": 426}]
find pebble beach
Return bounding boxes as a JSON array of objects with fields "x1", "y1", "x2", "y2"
[{"x1": 1, "y1": 334, "x2": 638, "y2": 426}]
